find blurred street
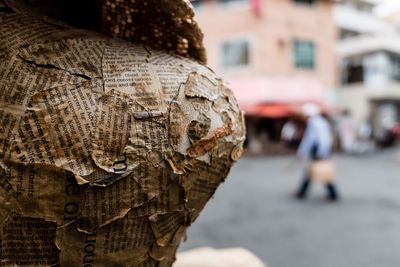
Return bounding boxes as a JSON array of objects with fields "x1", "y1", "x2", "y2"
[{"x1": 180, "y1": 151, "x2": 400, "y2": 267}]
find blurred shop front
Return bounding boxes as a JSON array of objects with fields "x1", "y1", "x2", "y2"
[{"x1": 230, "y1": 76, "x2": 329, "y2": 154}]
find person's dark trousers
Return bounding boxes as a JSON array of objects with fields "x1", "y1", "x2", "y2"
[
  {"x1": 325, "y1": 182, "x2": 338, "y2": 201},
  {"x1": 296, "y1": 174, "x2": 339, "y2": 200},
  {"x1": 296, "y1": 173, "x2": 311, "y2": 199},
  {"x1": 296, "y1": 144, "x2": 317, "y2": 199}
]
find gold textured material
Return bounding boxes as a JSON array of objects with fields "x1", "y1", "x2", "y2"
[{"x1": 100, "y1": 0, "x2": 206, "y2": 63}]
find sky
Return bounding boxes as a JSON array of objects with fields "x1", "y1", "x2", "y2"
[{"x1": 374, "y1": 0, "x2": 400, "y2": 17}]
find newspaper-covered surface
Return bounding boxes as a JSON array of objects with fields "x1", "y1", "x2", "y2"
[{"x1": 0, "y1": 4, "x2": 245, "y2": 267}]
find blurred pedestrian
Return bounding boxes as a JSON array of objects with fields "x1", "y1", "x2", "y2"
[
  {"x1": 377, "y1": 118, "x2": 397, "y2": 148},
  {"x1": 295, "y1": 103, "x2": 339, "y2": 201},
  {"x1": 281, "y1": 118, "x2": 298, "y2": 150},
  {"x1": 336, "y1": 109, "x2": 356, "y2": 153}
]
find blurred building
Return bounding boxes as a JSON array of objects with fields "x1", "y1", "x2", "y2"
[
  {"x1": 335, "y1": 0, "x2": 400, "y2": 140},
  {"x1": 192, "y1": 0, "x2": 337, "y2": 153},
  {"x1": 376, "y1": 1, "x2": 400, "y2": 28}
]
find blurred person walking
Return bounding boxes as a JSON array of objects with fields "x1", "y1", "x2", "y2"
[
  {"x1": 281, "y1": 118, "x2": 298, "y2": 150},
  {"x1": 336, "y1": 109, "x2": 356, "y2": 153},
  {"x1": 295, "y1": 103, "x2": 339, "y2": 201}
]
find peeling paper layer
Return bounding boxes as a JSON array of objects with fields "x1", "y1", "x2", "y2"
[{"x1": 0, "y1": 4, "x2": 245, "y2": 267}]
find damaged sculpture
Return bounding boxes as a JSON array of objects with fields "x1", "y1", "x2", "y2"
[{"x1": 0, "y1": 0, "x2": 245, "y2": 266}]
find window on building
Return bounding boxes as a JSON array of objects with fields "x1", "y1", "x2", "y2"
[
  {"x1": 389, "y1": 53, "x2": 400, "y2": 81},
  {"x1": 343, "y1": 1, "x2": 374, "y2": 13},
  {"x1": 343, "y1": 64, "x2": 364, "y2": 84},
  {"x1": 339, "y1": 29, "x2": 360, "y2": 40},
  {"x1": 293, "y1": 0, "x2": 315, "y2": 6},
  {"x1": 221, "y1": 39, "x2": 250, "y2": 68},
  {"x1": 293, "y1": 40, "x2": 315, "y2": 69}
]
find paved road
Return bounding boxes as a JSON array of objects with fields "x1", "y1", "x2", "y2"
[{"x1": 180, "y1": 151, "x2": 400, "y2": 267}]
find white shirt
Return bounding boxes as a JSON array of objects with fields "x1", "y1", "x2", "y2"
[
  {"x1": 281, "y1": 121, "x2": 296, "y2": 141},
  {"x1": 297, "y1": 115, "x2": 333, "y2": 159}
]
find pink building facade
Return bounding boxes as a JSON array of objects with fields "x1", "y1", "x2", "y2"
[{"x1": 194, "y1": 0, "x2": 337, "y2": 110}]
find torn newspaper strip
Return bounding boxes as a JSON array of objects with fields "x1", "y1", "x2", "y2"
[{"x1": 0, "y1": 1, "x2": 245, "y2": 266}]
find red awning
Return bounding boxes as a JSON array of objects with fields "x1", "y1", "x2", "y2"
[
  {"x1": 243, "y1": 102, "x2": 338, "y2": 118},
  {"x1": 245, "y1": 103, "x2": 295, "y2": 118}
]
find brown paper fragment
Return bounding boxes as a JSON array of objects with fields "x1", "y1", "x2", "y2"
[
  {"x1": 0, "y1": 57, "x2": 86, "y2": 103},
  {"x1": 9, "y1": 81, "x2": 99, "y2": 176},
  {"x1": 99, "y1": 216, "x2": 155, "y2": 254},
  {"x1": 149, "y1": 212, "x2": 188, "y2": 247},
  {"x1": 4, "y1": 164, "x2": 82, "y2": 225},
  {"x1": 0, "y1": 13, "x2": 65, "y2": 59},
  {"x1": 181, "y1": 154, "x2": 232, "y2": 221},
  {"x1": 186, "y1": 117, "x2": 233, "y2": 158},
  {"x1": 0, "y1": 102, "x2": 26, "y2": 155},
  {"x1": 231, "y1": 143, "x2": 245, "y2": 161},
  {"x1": 164, "y1": 150, "x2": 186, "y2": 175},
  {"x1": 133, "y1": 257, "x2": 159, "y2": 267},
  {"x1": 1, "y1": 215, "x2": 59, "y2": 266},
  {"x1": 185, "y1": 72, "x2": 219, "y2": 102},
  {"x1": 79, "y1": 175, "x2": 148, "y2": 231},
  {"x1": 127, "y1": 182, "x2": 185, "y2": 220},
  {"x1": 0, "y1": 181, "x2": 20, "y2": 223},
  {"x1": 187, "y1": 113, "x2": 211, "y2": 143},
  {"x1": 152, "y1": 64, "x2": 192, "y2": 104},
  {"x1": 102, "y1": 44, "x2": 167, "y2": 114},
  {"x1": 91, "y1": 92, "x2": 133, "y2": 175},
  {"x1": 150, "y1": 243, "x2": 178, "y2": 262},
  {"x1": 57, "y1": 219, "x2": 154, "y2": 267},
  {"x1": 19, "y1": 37, "x2": 107, "y2": 79}
]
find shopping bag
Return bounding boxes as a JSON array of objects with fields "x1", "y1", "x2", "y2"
[{"x1": 309, "y1": 160, "x2": 336, "y2": 183}]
